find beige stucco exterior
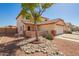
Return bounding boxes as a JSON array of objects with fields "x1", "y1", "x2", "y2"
[
  {"x1": 37, "y1": 20, "x2": 67, "y2": 34},
  {"x1": 16, "y1": 14, "x2": 68, "y2": 37},
  {"x1": 38, "y1": 23, "x2": 55, "y2": 31},
  {"x1": 55, "y1": 20, "x2": 67, "y2": 32},
  {"x1": 16, "y1": 15, "x2": 26, "y2": 35}
]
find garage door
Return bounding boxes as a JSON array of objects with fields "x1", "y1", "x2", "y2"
[{"x1": 55, "y1": 25, "x2": 63, "y2": 35}]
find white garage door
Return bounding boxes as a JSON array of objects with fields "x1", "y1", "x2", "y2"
[{"x1": 55, "y1": 25, "x2": 63, "y2": 35}]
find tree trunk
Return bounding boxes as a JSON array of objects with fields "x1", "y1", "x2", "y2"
[{"x1": 34, "y1": 20, "x2": 39, "y2": 41}]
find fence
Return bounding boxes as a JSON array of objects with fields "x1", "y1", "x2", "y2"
[{"x1": 0, "y1": 27, "x2": 17, "y2": 36}]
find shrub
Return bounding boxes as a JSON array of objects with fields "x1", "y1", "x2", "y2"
[
  {"x1": 41, "y1": 31, "x2": 53, "y2": 40},
  {"x1": 44, "y1": 33, "x2": 53, "y2": 40},
  {"x1": 64, "y1": 31, "x2": 72, "y2": 34}
]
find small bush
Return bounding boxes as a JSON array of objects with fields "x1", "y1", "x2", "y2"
[
  {"x1": 44, "y1": 33, "x2": 53, "y2": 40},
  {"x1": 64, "y1": 31, "x2": 72, "y2": 34},
  {"x1": 41, "y1": 31, "x2": 53, "y2": 40}
]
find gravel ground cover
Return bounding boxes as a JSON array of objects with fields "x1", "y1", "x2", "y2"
[
  {"x1": 19, "y1": 37, "x2": 63, "y2": 56},
  {"x1": 53, "y1": 39, "x2": 79, "y2": 56},
  {"x1": 0, "y1": 36, "x2": 63, "y2": 56}
]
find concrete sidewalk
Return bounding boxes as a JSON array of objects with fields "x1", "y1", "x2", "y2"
[{"x1": 55, "y1": 34, "x2": 79, "y2": 43}]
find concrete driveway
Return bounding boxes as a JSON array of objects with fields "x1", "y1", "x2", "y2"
[{"x1": 55, "y1": 34, "x2": 79, "y2": 43}]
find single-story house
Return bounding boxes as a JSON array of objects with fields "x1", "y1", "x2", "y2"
[{"x1": 16, "y1": 11, "x2": 68, "y2": 37}]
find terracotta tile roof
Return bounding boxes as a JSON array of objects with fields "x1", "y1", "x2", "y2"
[{"x1": 37, "y1": 18, "x2": 64, "y2": 25}]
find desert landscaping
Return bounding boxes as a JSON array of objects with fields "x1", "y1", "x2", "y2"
[
  {"x1": 0, "y1": 3, "x2": 79, "y2": 56},
  {"x1": 0, "y1": 32, "x2": 79, "y2": 56},
  {"x1": 0, "y1": 35, "x2": 63, "y2": 56}
]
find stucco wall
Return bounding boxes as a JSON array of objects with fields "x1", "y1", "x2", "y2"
[
  {"x1": 24, "y1": 24, "x2": 34, "y2": 31},
  {"x1": 38, "y1": 20, "x2": 67, "y2": 33},
  {"x1": 16, "y1": 15, "x2": 24, "y2": 35},
  {"x1": 23, "y1": 20, "x2": 67, "y2": 34},
  {"x1": 55, "y1": 20, "x2": 67, "y2": 32},
  {"x1": 0, "y1": 27, "x2": 17, "y2": 36},
  {"x1": 38, "y1": 24, "x2": 55, "y2": 31},
  {"x1": 16, "y1": 14, "x2": 68, "y2": 37}
]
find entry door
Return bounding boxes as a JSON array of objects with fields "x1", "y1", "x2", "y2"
[{"x1": 55, "y1": 25, "x2": 63, "y2": 35}]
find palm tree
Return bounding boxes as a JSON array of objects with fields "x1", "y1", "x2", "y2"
[{"x1": 21, "y1": 3, "x2": 53, "y2": 41}]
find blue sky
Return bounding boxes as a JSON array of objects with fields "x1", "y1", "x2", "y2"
[
  {"x1": 0, "y1": 3, "x2": 79, "y2": 26},
  {"x1": 0, "y1": 3, "x2": 21, "y2": 27}
]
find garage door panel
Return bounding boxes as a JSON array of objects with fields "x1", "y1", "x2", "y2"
[{"x1": 55, "y1": 25, "x2": 63, "y2": 35}]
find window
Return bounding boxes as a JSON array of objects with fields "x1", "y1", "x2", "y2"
[
  {"x1": 45, "y1": 19, "x2": 47, "y2": 21},
  {"x1": 20, "y1": 26, "x2": 22, "y2": 31},
  {"x1": 28, "y1": 26, "x2": 30, "y2": 31},
  {"x1": 23, "y1": 25, "x2": 24, "y2": 31}
]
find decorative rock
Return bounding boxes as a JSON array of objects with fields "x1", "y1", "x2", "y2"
[
  {"x1": 30, "y1": 49, "x2": 35, "y2": 53},
  {"x1": 42, "y1": 50, "x2": 47, "y2": 53},
  {"x1": 19, "y1": 36, "x2": 63, "y2": 56},
  {"x1": 58, "y1": 51, "x2": 64, "y2": 56},
  {"x1": 47, "y1": 52, "x2": 52, "y2": 56},
  {"x1": 25, "y1": 51, "x2": 30, "y2": 54},
  {"x1": 38, "y1": 49, "x2": 41, "y2": 52},
  {"x1": 52, "y1": 51, "x2": 59, "y2": 55}
]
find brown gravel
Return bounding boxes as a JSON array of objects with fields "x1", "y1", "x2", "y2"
[
  {"x1": 53, "y1": 39, "x2": 79, "y2": 56},
  {"x1": 19, "y1": 37, "x2": 62, "y2": 56},
  {"x1": 0, "y1": 36, "x2": 17, "y2": 44},
  {"x1": 0, "y1": 36, "x2": 49, "y2": 56},
  {"x1": 0, "y1": 36, "x2": 26, "y2": 56}
]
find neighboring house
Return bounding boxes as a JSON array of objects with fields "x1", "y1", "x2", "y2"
[
  {"x1": 16, "y1": 11, "x2": 68, "y2": 37},
  {"x1": 66, "y1": 23, "x2": 79, "y2": 32},
  {"x1": 66, "y1": 23, "x2": 72, "y2": 31}
]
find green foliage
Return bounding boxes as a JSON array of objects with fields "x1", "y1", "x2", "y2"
[
  {"x1": 65, "y1": 31, "x2": 72, "y2": 34},
  {"x1": 41, "y1": 3, "x2": 53, "y2": 10},
  {"x1": 21, "y1": 3, "x2": 54, "y2": 40},
  {"x1": 21, "y1": 3, "x2": 54, "y2": 23},
  {"x1": 45, "y1": 33, "x2": 53, "y2": 40}
]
